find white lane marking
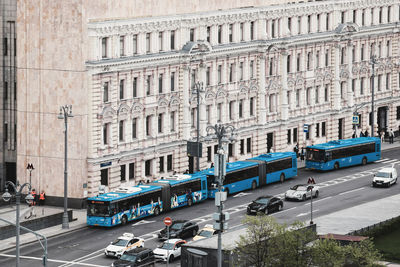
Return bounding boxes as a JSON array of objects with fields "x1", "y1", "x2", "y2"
[
  {"x1": 296, "y1": 210, "x2": 319, "y2": 217},
  {"x1": 338, "y1": 187, "x2": 366, "y2": 195},
  {"x1": 233, "y1": 192, "x2": 252, "y2": 198},
  {"x1": 0, "y1": 253, "x2": 107, "y2": 267},
  {"x1": 277, "y1": 207, "x2": 296, "y2": 213},
  {"x1": 384, "y1": 159, "x2": 398, "y2": 163},
  {"x1": 376, "y1": 158, "x2": 390, "y2": 163},
  {"x1": 132, "y1": 220, "x2": 156, "y2": 226},
  {"x1": 304, "y1": 196, "x2": 332, "y2": 206}
]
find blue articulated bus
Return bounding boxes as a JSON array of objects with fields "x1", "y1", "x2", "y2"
[
  {"x1": 87, "y1": 173, "x2": 208, "y2": 227},
  {"x1": 305, "y1": 137, "x2": 381, "y2": 171},
  {"x1": 207, "y1": 152, "x2": 297, "y2": 198}
]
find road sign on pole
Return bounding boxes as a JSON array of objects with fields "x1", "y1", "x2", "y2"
[
  {"x1": 303, "y1": 124, "x2": 309, "y2": 133},
  {"x1": 164, "y1": 217, "x2": 172, "y2": 226},
  {"x1": 352, "y1": 115, "x2": 359, "y2": 125}
]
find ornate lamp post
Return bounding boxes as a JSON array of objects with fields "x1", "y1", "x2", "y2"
[
  {"x1": 2, "y1": 181, "x2": 34, "y2": 267},
  {"x1": 192, "y1": 81, "x2": 205, "y2": 172},
  {"x1": 205, "y1": 123, "x2": 236, "y2": 267},
  {"x1": 370, "y1": 55, "x2": 377, "y2": 137},
  {"x1": 58, "y1": 105, "x2": 73, "y2": 229}
]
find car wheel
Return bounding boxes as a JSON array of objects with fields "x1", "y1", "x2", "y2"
[
  {"x1": 314, "y1": 191, "x2": 319, "y2": 198},
  {"x1": 280, "y1": 173, "x2": 285, "y2": 183},
  {"x1": 395, "y1": 178, "x2": 397, "y2": 184},
  {"x1": 387, "y1": 182, "x2": 391, "y2": 188},
  {"x1": 302, "y1": 194, "x2": 306, "y2": 201},
  {"x1": 334, "y1": 162, "x2": 339, "y2": 170},
  {"x1": 251, "y1": 181, "x2": 257, "y2": 190},
  {"x1": 192, "y1": 229, "x2": 197, "y2": 237},
  {"x1": 372, "y1": 183, "x2": 376, "y2": 187},
  {"x1": 278, "y1": 204, "x2": 283, "y2": 211},
  {"x1": 362, "y1": 157, "x2": 367, "y2": 165},
  {"x1": 154, "y1": 206, "x2": 160, "y2": 216},
  {"x1": 121, "y1": 215, "x2": 128, "y2": 225},
  {"x1": 188, "y1": 198, "x2": 193, "y2": 207},
  {"x1": 169, "y1": 255, "x2": 174, "y2": 263},
  {"x1": 264, "y1": 208, "x2": 269, "y2": 215}
]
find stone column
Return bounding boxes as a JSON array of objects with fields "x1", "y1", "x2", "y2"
[
  {"x1": 182, "y1": 63, "x2": 191, "y2": 140},
  {"x1": 333, "y1": 42, "x2": 341, "y2": 110},
  {"x1": 258, "y1": 53, "x2": 267, "y2": 124},
  {"x1": 347, "y1": 41, "x2": 354, "y2": 108},
  {"x1": 280, "y1": 48, "x2": 289, "y2": 120},
  {"x1": 199, "y1": 57, "x2": 207, "y2": 137}
]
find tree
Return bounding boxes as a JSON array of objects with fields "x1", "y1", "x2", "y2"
[
  {"x1": 310, "y1": 238, "x2": 345, "y2": 267},
  {"x1": 343, "y1": 239, "x2": 382, "y2": 267}
]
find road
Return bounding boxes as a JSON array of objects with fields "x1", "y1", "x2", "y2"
[{"x1": 1, "y1": 148, "x2": 400, "y2": 267}]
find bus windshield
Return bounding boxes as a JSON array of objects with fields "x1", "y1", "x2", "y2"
[
  {"x1": 306, "y1": 148, "x2": 325, "y2": 162},
  {"x1": 87, "y1": 202, "x2": 112, "y2": 217}
]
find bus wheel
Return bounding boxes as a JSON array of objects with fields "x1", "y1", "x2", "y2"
[
  {"x1": 362, "y1": 157, "x2": 367, "y2": 165},
  {"x1": 280, "y1": 173, "x2": 285, "y2": 183},
  {"x1": 302, "y1": 195, "x2": 306, "y2": 201},
  {"x1": 251, "y1": 181, "x2": 257, "y2": 190},
  {"x1": 121, "y1": 215, "x2": 128, "y2": 225},
  {"x1": 188, "y1": 198, "x2": 193, "y2": 207},
  {"x1": 225, "y1": 188, "x2": 230, "y2": 196},
  {"x1": 154, "y1": 206, "x2": 160, "y2": 216},
  {"x1": 334, "y1": 162, "x2": 339, "y2": 170}
]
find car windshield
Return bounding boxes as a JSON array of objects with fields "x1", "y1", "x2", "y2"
[
  {"x1": 198, "y1": 230, "x2": 213, "y2": 237},
  {"x1": 376, "y1": 171, "x2": 390, "y2": 178},
  {"x1": 171, "y1": 223, "x2": 184, "y2": 230},
  {"x1": 120, "y1": 254, "x2": 137, "y2": 262},
  {"x1": 255, "y1": 198, "x2": 270, "y2": 205},
  {"x1": 161, "y1": 242, "x2": 174, "y2": 250},
  {"x1": 111, "y1": 239, "x2": 128, "y2": 246},
  {"x1": 291, "y1": 185, "x2": 307, "y2": 191}
]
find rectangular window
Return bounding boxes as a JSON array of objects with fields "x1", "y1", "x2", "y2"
[
  {"x1": 191, "y1": 72, "x2": 196, "y2": 90},
  {"x1": 306, "y1": 87, "x2": 311, "y2": 105},
  {"x1": 307, "y1": 15, "x2": 311, "y2": 33},
  {"x1": 287, "y1": 129, "x2": 291, "y2": 144},
  {"x1": 207, "y1": 146, "x2": 212, "y2": 161},
  {"x1": 103, "y1": 82, "x2": 109, "y2": 102},
  {"x1": 326, "y1": 13, "x2": 330, "y2": 31},
  {"x1": 217, "y1": 65, "x2": 222, "y2": 84},
  {"x1": 190, "y1": 28, "x2": 194, "y2": 42},
  {"x1": 341, "y1": 11, "x2": 345, "y2": 24},
  {"x1": 129, "y1": 163, "x2": 135, "y2": 180},
  {"x1": 3, "y1": 123, "x2": 7, "y2": 142},
  {"x1": 250, "y1": 60, "x2": 254, "y2": 78},
  {"x1": 146, "y1": 33, "x2": 151, "y2": 53},
  {"x1": 360, "y1": 78, "x2": 364, "y2": 95},
  {"x1": 146, "y1": 75, "x2": 151, "y2": 96},
  {"x1": 250, "y1": 97, "x2": 254, "y2": 116},
  {"x1": 101, "y1": 169, "x2": 109, "y2": 186},
  {"x1": 119, "y1": 36, "x2": 125, "y2": 57},
  {"x1": 296, "y1": 89, "x2": 300, "y2": 107},
  {"x1": 240, "y1": 139, "x2": 244, "y2": 155},
  {"x1": 240, "y1": 62, "x2": 244, "y2": 80},
  {"x1": 315, "y1": 52, "x2": 319, "y2": 68},
  {"x1": 159, "y1": 74, "x2": 163, "y2": 94},
  {"x1": 170, "y1": 72, "x2": 175, "y2": 91},
  {"x1": 167, "y1": 155, "x2": 173, "y2": 171},
  {"x1": 170, "y1": 111, "x2": 175, "y2": 132},
  {"x1": 218, "y1": 25, "x2": 222, "y2": 44},
  {"x1": 132, "y1": 34, "x2": 137, "y2": 54},
  {"x1": 101, "y1": 37, "x2": 107, "y2": 58},
  {"x1": 217, "y1": 103, "x2": 222, "y2": 121},
  {"x1": 271, "y1": 20, "x2": 276, "y2": 38},
  {"x1": 324, "y1": 86, "x2": 329, "y2": 102},
  {"x1": 296, "y1": 54, "x2": 300, "y2": 72},
  {"x1": 207, "y1": 27, "x2": 211, "y2": 43},
  {"x1": 352, "y1": 79, "x2": 356, "y2": 92},
  {"x1": 146, "y1": 116, "x2": 151, "y2": 136},
  {"x1": 229, "y1": 24, "x2": 233, "y2": 43},
  {"x1": 397, "y1": 106, "x2": 400, "y2": 120},
  {"x1": 240, "y1": 23, "x2": 244, "y2": 41},
  {"x1": 206, "y1": 105, "x2": 211, "y2": 124},
  {"x1": 322, "y1": 122, "x2": 326, "y2": 136},
  {"x1": 269, "y1": 59, "x2": 273, "y2": 76},
  {"x1": 229, "y1": 101, "x2": 234, "y2": 120},
  {"x1": 316, "y1": 123, "x2": 320, "y2": 137},
  {"x1": 315, "y1": 86, "x2": 319, "y2": 104},
  {"x1": 145, "y1": 160, "x2": 152, "y2": 176},
  {"x1": 158, "y1": 113, "x2": 163, "y2": 133},
  {"x1": 325, "y1": 50, "x2": 329, "y2": 67},
  {"x1": 170, "y1": 30, "x2": 175, "y2": 50},
  {"x1": 250, "y1": 21, "x2": 255, "y2": 40},
  {"x1": 119, "y1": 120, "x2": 124, "y2": 141},
  {"x1": 378, "y1": 74, "x2": 382, "y2": 91},
  {"x1": 288, "y1": 17, "x2": 292, "y2": 32},
  {"x1": 103, "y1": 123, "x2": 108, "y2": 145},
  {"x1": 317, "y1": 14, "x2": 321, "y2": 32},
  {"x1": 353, "y1": 10, "x2": 356, "y2": 23},
  {"x1": 388, "y1": 6, "x2": 391, "y2": 22},
  {"x1": 159, "y1": 156, "x2": 164, "y2": 172},
  {"x1": 247, "y1": 138, "x2": 251, "y2": 153},
  {"x1": 293, "y1": 128, "x2": 298, "y2": 143},
  {"x1": 228, "y1": 143, "x2": 233, "y2": 157},
  {"x1": 361, "y1": 44, "x2": 365, "y2": 61},
  {"x1": 119, "y1": 79, "x2": 125, "y2": 99},
  {"x1": 206, "y1": 67, "x2": 210, "y2": 86},
  {"x1": 132, "y1": 118, "x2": 137, "y2": 139},
  {"x1": 229, "y1": 64, "x2": 234, "y2": 82},
  {"x1": 307, "y1": 52, "x2": 312, "y2": 70},
  {"x1": 159, "y1": 32, "x2": 163, "y2": 51},
  {"x1": 362, "y1": 10, "x2": 365, "y2": 26},
  {"x1": 133, "y1": 77, "x2": 137, "y2": 97},
  {"x1": 121, "y1": 165, "x2": 126, "y2": 181},
  {"x1": 239, "y1": 100, "x2": 243, "y2": 118}
]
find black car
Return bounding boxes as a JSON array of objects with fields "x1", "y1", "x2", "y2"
[
  {"x1": 111, "y1": 247, "x2": 154, "y2": 267},
  {"x1": 158, "y1": 220, "x2": 199, "y2": 240},
  {"x1": 247, "y1": 196, "x2": 283, "y2": 215}
]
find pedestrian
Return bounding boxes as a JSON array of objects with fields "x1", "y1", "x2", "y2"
[
  {"x1": 389, "y1": 129, "x2": 394, "y2": 144},
  {"x1": 39, "y1": 190, "x2": 46, "y2": 206},
  {"x1": 380, "y1": 130, "x2": 385, "y2": 143},
  {"x1": 364, "y1": 130, "x2": 369, "y2": 137},
  {"x1": 31, "y1": 189, "x2": 37, "y2": 206},
  {"x1": 300, "y1": 147, "x2": 305, "y2": 161},
  {"x1": 293, "y1": 143, "x2": 299, "y2": 158},
  {"x1": 360, "y1": 131, "x2": 364, "y2": 137},
  {"x1": 352, "y1": 130, "x2": 356, "y2": 138},
  {"x1": 210, "y1": 162, "x2": 214, "y2": 168}
]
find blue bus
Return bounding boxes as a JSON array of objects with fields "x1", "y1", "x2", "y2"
[
  {"x1": 305, "y1": 137, "x2": 381, "y2": 171},
  {"x1": 87, "y1": 172, "x2": 208, "y2": 227},
  {"x1": 207, "y1": 152, "x2": 297, "y2": 198}
]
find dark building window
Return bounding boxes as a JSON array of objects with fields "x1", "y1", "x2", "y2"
[
  {"x1": 133, "y1": 77, "x2": 137, "y2": 97},
  {"x1": 145, "y1": 160, "x2": 152, "y2": 176},
  {"x1": 240, "y1": 139, "x2": 244, "y2": 155},
  {"x1": 159, "y1": 156, "x2": 164, "y2": 172},
  {"x1": 129, "y1": 163, "x2": 135, "y2": 180},
  {"x1": 167, "y1": 155, "x2": 173, "y2": 171},
  {"x1": 247, "y1": 138, "x2": 251, "y2": 153},
  {"x1": 120, "y1": 165, "x2": 126, "y2": 181},
  {"x1": 207, "y1": 146, "x2": 212, "y2": 162},
  {"x1": 101, "y1": 169, "x2": 109, "y2": 185},
  {"x1": 322, "y1": 122, "x2": 326, "y2": 136}
]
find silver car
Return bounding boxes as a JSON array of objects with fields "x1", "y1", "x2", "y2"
[{"x1": 285, "y1": 184, "x2": 319, "y2": 201}]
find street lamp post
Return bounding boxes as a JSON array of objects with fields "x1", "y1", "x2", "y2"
[
  {"x1": 206, "y1": 123, "x2": 236, "y2": 267},
  {"x1": 370, "y1": 55, "x2": 377, "y2": 137},
  {"x1": 193, "y1": 81, "x2": 204, "y2": 172},
  {"x1": 58, "y1": 105, "x2": 73, "y2": 229},
  {"x1": 2, "y1": 181, "x2": 34, "y2": 267},
  {"x1": 26, "y1": 163, "x2": 34, "y2": 188}
]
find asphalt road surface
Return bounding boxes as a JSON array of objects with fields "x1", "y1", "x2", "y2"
[{"x1": 1, "y1": 148, "x2": 400, "y2": 267}]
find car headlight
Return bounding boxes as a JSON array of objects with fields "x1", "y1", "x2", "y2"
[{"x1": 170, "y1": 233, "x2": 177, "y2": 237}]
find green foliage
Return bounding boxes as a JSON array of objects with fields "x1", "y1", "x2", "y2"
[{"x1": 234, "y1": 215, "x2": 383, "y2": 267}]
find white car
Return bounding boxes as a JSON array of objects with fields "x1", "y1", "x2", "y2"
[
  {"x1": 153, "y1": 239, "x2": 186, "y2": 263},
  {"x1": 372, "y1": 165, "x2": 398, "y2": 188},
  {"x1": 104, "y1": 233, "x2": 144, "y2": 258},
  {"x1": 285, "y1": 184, "x2": 319, "y2": 201}
]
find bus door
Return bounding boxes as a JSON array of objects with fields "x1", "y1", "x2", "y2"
[
  {"x1": 149, "y1": 183, "x2": 171, "y2": 213},
  {"x1": 246, "y1": 159, "x2": 266, "y2": 186}
]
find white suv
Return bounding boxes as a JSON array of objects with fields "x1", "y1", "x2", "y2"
[{"x1": 372, "y1": 165, "x2": 398, "y2": 188}]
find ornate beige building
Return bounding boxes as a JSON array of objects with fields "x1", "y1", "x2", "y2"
[{"x1": 17, "y1": 0, "x2": 400, "y2": 207}]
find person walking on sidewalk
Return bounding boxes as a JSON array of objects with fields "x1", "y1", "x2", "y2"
[
  {"x1": 31, "y1": 189, "x2": 37, "y2": 206},
  {"x1": 39, "y1": 190, "x2": 46, "y2": 206},
  {"x1": 389, "y1": 129, "x2": 394, "y2": 144}
]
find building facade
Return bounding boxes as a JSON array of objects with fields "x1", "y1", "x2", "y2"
[
  {"x1": 16, "y1": 0, "x2": 400, "y2": 207},
  {"x1": 1, "y1": 0, "x2": 17, "y2": 191}
]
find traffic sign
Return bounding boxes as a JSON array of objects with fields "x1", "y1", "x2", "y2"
[
  {"x1": 164, "y1": 217, "x2": 172, "y2": 226},
  {"x1": 352, "y1": 115, "x2": 359, "y2": 125},
  {"x1": 303, "y1": 124, "x2": 309, "y2": 133}
]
